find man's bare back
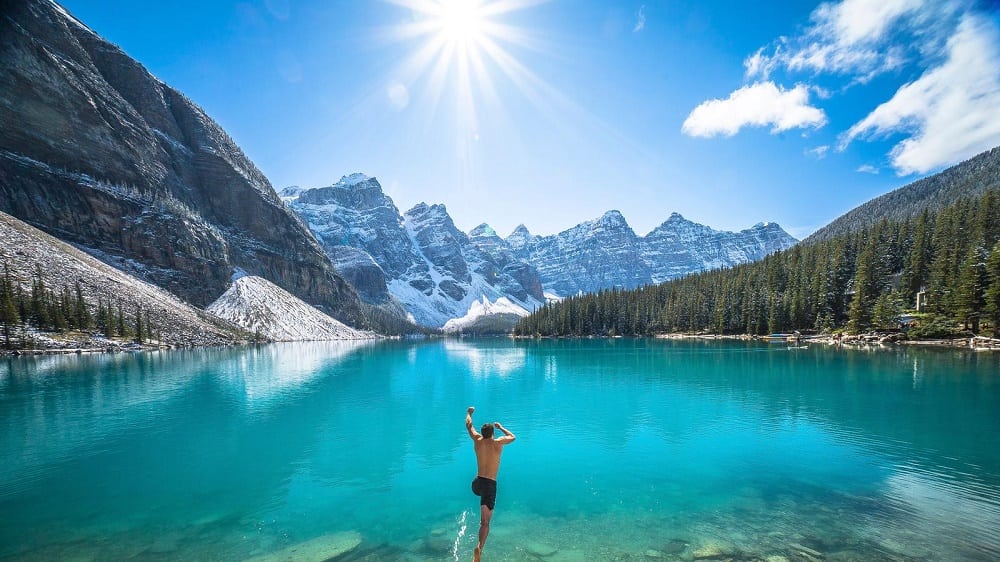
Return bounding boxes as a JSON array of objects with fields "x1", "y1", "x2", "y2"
[{"x1": 465, "y1": 406, "x2": 515, "y2": 562}]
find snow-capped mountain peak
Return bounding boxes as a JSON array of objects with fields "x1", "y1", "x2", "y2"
[{"x1": 335, "y1": 172, "x2": 371, "y2": 187}]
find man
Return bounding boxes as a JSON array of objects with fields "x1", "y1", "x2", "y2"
[{"x1": 465, "y1": 406, "x2": 515, "y2": 562}]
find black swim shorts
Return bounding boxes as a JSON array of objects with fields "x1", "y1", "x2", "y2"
[{"x1": 471, "y1": 476, "x2": 497, "y2": 510}]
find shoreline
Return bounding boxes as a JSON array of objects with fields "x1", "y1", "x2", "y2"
[{"x1": 654, "y1": 332, "x2": 1000, "y2": 350}]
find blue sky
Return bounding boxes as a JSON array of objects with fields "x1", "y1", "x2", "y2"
[{"x1": 60, "y1": 0, "x2": 1000, "y2": 239}]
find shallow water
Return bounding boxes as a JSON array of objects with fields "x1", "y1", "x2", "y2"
[{"x1": 1, "y1": 339, "x2": 999, "y2": 561}]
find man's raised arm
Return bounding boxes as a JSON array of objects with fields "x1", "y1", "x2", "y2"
[
  {"x1": 494, "y1": 422, "x2": 516, "y2": 444},
  {"x1": 466, "y1": 406, "x2": 481, "y2": 440}
]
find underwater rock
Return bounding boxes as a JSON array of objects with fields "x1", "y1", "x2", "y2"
[
  {"x1": 662, "y1": 538, "x2": 689, "y2": 554},
  {"x1": 247, "y1": 531, "x2": 362, "y2": 562},
  {"x1": 525, "y1": 540, "x2": 559, "y2": 557},
  {"x1": 548, "y1": 550, "x2": 585, "y2": 562},
  {"x1": 692, "y1": 541, "x2": 731, "y2": 560}
]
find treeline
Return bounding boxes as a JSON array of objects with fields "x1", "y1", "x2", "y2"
[
  {"x1": 0, "y1": 265, "x2": 159, "y2": 349},
  {"x1": 514, "y1": 190, "x2": 1000, "y2": 338}
]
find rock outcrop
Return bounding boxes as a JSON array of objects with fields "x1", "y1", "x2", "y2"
[{"x1": 0, "y1": 0, "x2": 363, "y2": 324}]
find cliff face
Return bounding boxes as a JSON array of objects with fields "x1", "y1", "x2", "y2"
[{"x1": 0, "y1": 0, "x2": 362, "y2": 322}]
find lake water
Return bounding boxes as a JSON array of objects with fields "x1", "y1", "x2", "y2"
[{"x1": 1, "y1": 339, "x2": 999, "y2": 561}]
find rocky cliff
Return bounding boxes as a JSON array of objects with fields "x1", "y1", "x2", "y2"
[{"x1": 0, "y1": 0, "x2": 363, "y2": 323}]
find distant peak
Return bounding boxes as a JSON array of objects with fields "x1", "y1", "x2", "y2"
[
  {"x1": 334, "y1": 173, "x2": 372, "y2": 188},
  {"x1": 595, "y1": 210, "x2": 629, "y2": 229},
  {"x1": 668, "y1": 212, "x2": 685, "y2": 220},
  {"x1": 511, "y1": 224, "x2": 530, "y2": 235},
  {"x1": 470, "y1": 223, "x2": 497, "y2": 237}
]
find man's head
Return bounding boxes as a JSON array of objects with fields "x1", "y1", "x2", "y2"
[{"x1": 481, "y1": 423, "x2": 495, "y2": 439}]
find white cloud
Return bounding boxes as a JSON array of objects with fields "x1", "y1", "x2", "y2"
[
  {"x1": 633, "y1": 5, "x2": 646, "y2": 33},
  {"x1": 807, "y1": 145, "x2": 830, "y2": 159},
  {"x1": 746, "y1": 0, "x2": 933, "y2": 80},
  {"x1": 841, "y1": 15, "x2": 1000, "y2": 175},
  {"x1": 856, "y1": 164, "x2": 879, "y2": 174},
  {"x1": 682, "y1": 82, "x2": 827, "y2": 138}
]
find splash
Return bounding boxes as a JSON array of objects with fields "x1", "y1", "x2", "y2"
[{"x1": 451, "y1": 510, "x2": 468, "y2": 561}]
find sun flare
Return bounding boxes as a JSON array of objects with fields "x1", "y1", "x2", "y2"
[
  {"x1": 386, "y1": 0, "x2": 547, "y2": 128},
  {"x1": 435, "y1": 0, "x2": 486, "y2": 46}
]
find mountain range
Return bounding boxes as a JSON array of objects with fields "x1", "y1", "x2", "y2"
[{"x1": 282, "y1": 176, "x2": 797, "y2": 328}]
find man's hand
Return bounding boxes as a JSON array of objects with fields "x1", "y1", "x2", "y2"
[
  {"x1": 494, "y1": 421, "x2": 503, "y2": 429},
  {"x1": 467, "y1": 406, "x2": 475, "y2": 415}
]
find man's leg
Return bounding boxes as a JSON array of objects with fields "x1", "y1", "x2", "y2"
[{"x1": 474, "y1": 504, "x2": 492, "y2": 562}]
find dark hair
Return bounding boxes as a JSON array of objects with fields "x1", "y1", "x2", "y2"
[{"x1": 481, "y1": 423, "x2": 495, "y2": 439}]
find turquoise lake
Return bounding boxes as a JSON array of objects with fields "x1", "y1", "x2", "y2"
[{"x1": 1, "y1": 339, "x2": 999, "y2": 561}]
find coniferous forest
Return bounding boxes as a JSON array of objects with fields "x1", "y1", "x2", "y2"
[
  {"x1": 0, "y1": 264, "x2": 159, "y2": 350},
  {"x1": 514, "y1": 190, "x2": 1000, "y2": 338}
]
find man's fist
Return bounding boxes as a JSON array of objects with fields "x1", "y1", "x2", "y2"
[{"x1": 467, "y1": 406, "x2": 475, "y2": 414}]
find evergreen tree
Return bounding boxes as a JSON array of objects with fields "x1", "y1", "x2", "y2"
[
  {"x1": 956, "y1": 243, "x2": 988, "y2": 332},
  {"x1": 117, "y1": 302, "x2": 126, "y2": 338},
  {"x1": 1, "y1": 263, "x2": 19, "y2": 349},
  {"x1": 30, "y1": 267, "x2": 50, "y2": 328},
  {"x1": 985, "y1": 242, "x2": 1000, "y2": 338},
  {"x1": 74, "y1": 282, "x2": 91, "y2": 330},
  {"x1": 872, "y1": 290, "x2": 904, "y2": 330},
  {"x1": 847, "y1": 232, "x2": 884, "y2": 333},
  {"x1": 134, "y1": 306, "x2": 144, "y2": 343}
]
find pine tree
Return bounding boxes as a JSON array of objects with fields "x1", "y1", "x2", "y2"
[
  {"x1": 1, "y1": 263, "x2": 19, "y2": 349},
  {"x1": 848, "y1": 232, "x2": 883, "y2": 333},
  {"x1": 957, "y1": 243, "x2": 989, "y2": 332},
  {"x1": 134, "y1": 306, "x2": 144, "y2": 343},
  {"x1": 30, "y1": 267, "x2": 50, "y2": 328},
  {"x1": 74, "y1": 282, "x2": 91, "y2": 330},
  {"x1": 104, "y1": 300, "x2": 116, "y2": 338},
  {"x1": 985, "y1": 242, "x2": 1000, "y2": 338},
  {"x1": 117, "y1": 302, "x2": 126, "y2": 338}
]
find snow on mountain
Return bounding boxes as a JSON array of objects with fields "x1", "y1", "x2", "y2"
[
  {"x1": 284, "y1": 172, "x2": 796, "y2": 328},
  {"x1": 285, "y1": 177, "x2": 544, "y2": 328},
  {"x1": 206, "y1": 276, "x2": 377, "y2": 341},
  {"x1": 511, "y1": 211, "x2": 798, "y2": 296},
  {"x1": 442, "y1": 296, "x2": 530, "y2": 333}
]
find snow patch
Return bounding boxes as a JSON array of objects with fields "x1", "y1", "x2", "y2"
[
  {"x1": 442, "y1": 296, "x2": 530, "y2": 332},
  {"x1": 207, "y1": 276, "x2": 377, "y2": 341}
]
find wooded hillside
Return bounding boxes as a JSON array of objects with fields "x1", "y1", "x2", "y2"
[{"x1": 515, "y1": 190, "x2": 1000, "y2": 338}]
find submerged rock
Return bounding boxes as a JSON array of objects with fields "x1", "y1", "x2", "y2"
[
  {"x1": 524, "y1": 540, "x2": 559, "y2": 557},
  {"x1": 247, "y1": 531, "x2": 362, "y2": 562},
  {"x1": 662, "y1": 538, "x2": 689, "y2": 554},
  {"x1": 692, "y1": 541, "x2": 732, "y2": 560}
]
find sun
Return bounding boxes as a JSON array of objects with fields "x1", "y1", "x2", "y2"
[
  {"x1": 434, "y1": 0, "x2": 486, "y2": 46},
  {"x1": 386, "y1": 0, "x2": 546, "y2": 125}
]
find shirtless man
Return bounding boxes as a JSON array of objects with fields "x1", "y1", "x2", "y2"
[{"x1": 466, "y1": 406, "x2": 515, "y2": 562}]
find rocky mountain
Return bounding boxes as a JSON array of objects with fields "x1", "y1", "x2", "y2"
[
  {"x1": 0, "y1": 210, "x2": 246, "y2": 347},
  {"x1": 641, "y1": 214, "x2": 799, "y2": 282},
  {"x1": 284, "y1": 175, "x2": 796, "y2": 328},
  {"x1": 805, "y1": 145, "x2": 1000, "y2": 243},
  {"x1": 0, "y1": 0, "x2": 363, "y2": 325},
  {"x1": 511, "y1": 210, "x2": 652, "y2": 296},
  {"x1": 207, "y1": 275, "x2": 377, "y2": 341},
  {"x1": 282, "y1": 176, "x2": 545, "y2": 328},
  {"x1": 510, "y1": 212, "x2": 798, "y2": 295}
]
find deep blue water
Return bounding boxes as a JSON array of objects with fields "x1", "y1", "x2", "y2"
[{"x1": 1, "y1": 339, "x2": 999, "y2": 561}]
